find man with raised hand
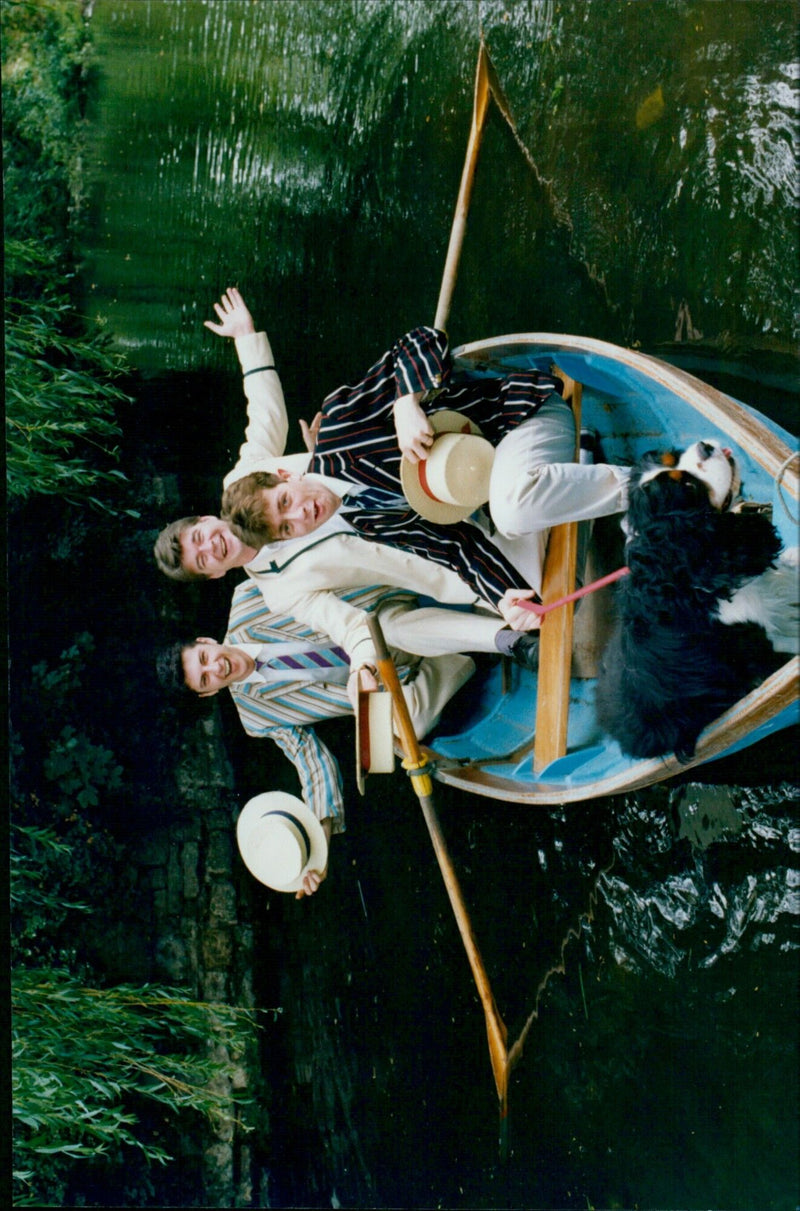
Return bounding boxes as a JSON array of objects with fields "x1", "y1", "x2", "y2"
[
  {"x1": 158, "y1": 579, "x2": 483, "y2": 898},
  {"x1": 154, "y1": 287, "x2": 625, "y2": 703}
]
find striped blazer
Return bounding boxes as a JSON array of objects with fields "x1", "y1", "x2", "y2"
[
  {"x1": 226, "y1": 579, "x2": 418, "y2": 832},
  {"x1": 309, "y1": 326, "x2": 559, "y2": 606},
  {"x1": 312, "y1": 325, "x2": 556, "y2": 491}
]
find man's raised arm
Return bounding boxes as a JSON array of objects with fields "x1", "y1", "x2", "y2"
[{"x1": 204, "y1": 287, "x2": 294, "y2": 488}]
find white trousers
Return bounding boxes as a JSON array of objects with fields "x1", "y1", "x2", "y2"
[
  {"x1": 377, "y1": 599, "x2": 504, "y2": 657},
  {"x1": 368, "y1": 600, "x2": 493, "y2": 738},
  {"x1": 399, "y1": 651, "x2": 476, "y2": 739},
  {"x1": 489, "y1": 397, "x2": 630, "y2": 539}
]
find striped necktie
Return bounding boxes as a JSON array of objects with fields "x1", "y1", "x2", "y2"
[{"x1": 255, "y1": 641, "x2": 351, "y2": 684}]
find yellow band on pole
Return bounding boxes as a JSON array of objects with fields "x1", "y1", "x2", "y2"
[{"x1": 402, "y1": 756, "x2": 434, "y2": 797}]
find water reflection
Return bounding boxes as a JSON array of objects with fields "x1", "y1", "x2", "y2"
[
  {"x1": 84, "y1": 0, "x2": 799, "y2": 378},
  {"x1": 263, "y1": 768, "x2": 799, "y2": 1207}
]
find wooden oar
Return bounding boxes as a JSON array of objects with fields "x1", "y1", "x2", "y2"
[
  {"x1": 366, "y1": 615, "x2": 510, "y2": 1117},
  {"x1": 434, "y1": 39, "x2": 492, "y2": 332},
  {"x1": 413, "y1": 35, "x2": 511, "y2": 1136}
]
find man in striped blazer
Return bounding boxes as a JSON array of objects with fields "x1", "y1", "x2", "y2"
[
  {"x1": 154, "y1": 287, "x2": 627, "y2": 700},
  {"x1": 160, "y1": 579, "x2": 485, "y2": 897}
]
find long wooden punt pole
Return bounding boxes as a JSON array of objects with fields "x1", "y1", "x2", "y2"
[{"x1": 367, "y1": 616, "x2": 510, "y2": 1120}]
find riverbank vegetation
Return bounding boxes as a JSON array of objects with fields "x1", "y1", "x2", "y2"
[
  {"x1": 4, "y1": 3, "x2": 258, "y2": 1203},
  {"x1": 3, "y1": 0, "x2": 134, "y2": 513},
  {"x1": 11, "y1": 826, "x2": 256, "y2": 1206}
]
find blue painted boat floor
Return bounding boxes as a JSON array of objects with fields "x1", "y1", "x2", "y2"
[
  {"x1": 431, "y1": 661, "x2": 604, "y2": 753},
  {"x1": 427, "y1": 660, "x2": 618, "y2": 786},
  {"x1": 427, "y1": 657, "x2": 799, "y2": 792}
]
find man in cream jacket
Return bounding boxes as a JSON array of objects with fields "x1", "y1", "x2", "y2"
[{"x1": 154, "y1": 288, "x2": 627, "y2": 703}]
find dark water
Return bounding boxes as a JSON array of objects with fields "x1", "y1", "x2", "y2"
[{"x1": 79, "y1": 2, "x2": 798, "y2": 1207}]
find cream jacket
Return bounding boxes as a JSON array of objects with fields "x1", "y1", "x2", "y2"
[{"x1": 224, "y1": 332, "x2": 491, "y2": 668}]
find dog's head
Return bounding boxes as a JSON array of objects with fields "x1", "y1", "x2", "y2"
[{"x1": 626, "y1": 440, "x2": 742, "y2": 538}]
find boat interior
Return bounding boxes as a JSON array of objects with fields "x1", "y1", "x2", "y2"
[{"x1": 418, "y1": 340, "x2": 798, "y2": 801}]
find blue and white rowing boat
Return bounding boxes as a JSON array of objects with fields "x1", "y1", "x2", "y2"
[{"x1": 422, "y1": 333, "x2": 799, "y2": 804}]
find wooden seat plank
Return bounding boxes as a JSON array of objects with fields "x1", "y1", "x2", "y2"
[{"x1": 533, "y1": 382, "x2": 582, "y2": 772}]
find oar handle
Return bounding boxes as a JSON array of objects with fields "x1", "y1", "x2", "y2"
[
  {"x1": 366, "y1": 615, "x2": 432, "y2": 794},
  {"x1": 366, "y1": 613, "x2": 392, "y2": 664}
]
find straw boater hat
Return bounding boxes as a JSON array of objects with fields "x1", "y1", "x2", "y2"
[
  {"x1": 355, "y1": 685, "x2": 396, "y2": 795},
  {"x1": 400, "y1": 410, "x2": 496, "y2": 524},
  {"x1": 236, "y1": 791, "x2": 328, "y2": 893}
]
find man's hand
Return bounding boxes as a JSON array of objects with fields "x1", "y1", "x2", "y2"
[
  {"x1": 299, "y1": 411, "x2": 323, "y2": 454},
  {"x1": 296, "y1": 866, "x2": 327, "y2": 898},
  {"x1": 393, "y1": 391, "x2": 435, "y2": 464},
  {"x1": 498, "y1": 588, "x2": 543, "y2": 632},
  {"x1": 346, "y1": 663, "x2": 379, "y2": 712},
  {"x1": 295, "y1": 818, "x2": 332, "y2": 899},
  {"x1": 203, "y1": 287, "x2": 256, "y2": 339}
]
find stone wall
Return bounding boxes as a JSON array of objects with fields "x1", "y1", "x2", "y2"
[{"x1": 90, "y1": 714, "x2": 265, "y2": 1207}]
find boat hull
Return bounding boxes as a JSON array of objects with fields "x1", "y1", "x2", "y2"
[{"x1": 421, "y1": 334, "x2": 799, "y2": 803}]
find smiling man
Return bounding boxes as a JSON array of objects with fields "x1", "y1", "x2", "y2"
[
  {"x1": 152, "y1": 289, "x2": 549, "y2": 616},
  {"x1": 172, "y1": 476, "x2": 342, "y2": 574},
  {"x1": 153, "y1": 285, "x2": 300, "y2": 582},
  {"x1": 177, "y1": 516, "x2": 255, "y2": 579},
  {"x1": 243, "y1": 472, "x2": 342, "y2": 541},
  {"x1": 182, "y1": 635, "x2": 258, "y2": 692},
  {"x1": 158, "y1": 579, "x2": 480, "y2": 898}
]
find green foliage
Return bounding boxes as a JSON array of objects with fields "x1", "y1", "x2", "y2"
[
  {"x1": 44, "y1": 725, "x2": 124, "y2": 811},
  {"x1": 29, "y1": 632, "x2": 122, "y2": 816},
  {"x1": 1, "y1": 0, "x2": 93, "y2": 239},
  {"x1": 10, "y1": 809, "x2": 267, "y2": 1204},
  {"x1": 23, "y1": 631, "x2": 123, "y2": 818},
  {"x1": 10, "y1": 825, "x2": 92, "y2": 967},
  {"x1": 31, "y1": 630, "x2": 94, "y2": 700},
  {"x1": 5, "y1": 239, "x2": 139, "y2": 514},
  {"x1": 9, "y1": 805, "x2": 121, "y2": 972},
  {"x1": 3, "y1": 0, "x2": 139, "y2": 515},
  {"x1": 6, "y1": 10, "x2": 264, "y2": 1202},
  {"x1": 11, "y1": 625, "x2": 272, "y2": 1204},
  {"x1": 12, "y1": 968, "x2": 258, "y2": 1206},
  {"x1": 12, "y1": 634, "x2": 125, "y2": 966}
]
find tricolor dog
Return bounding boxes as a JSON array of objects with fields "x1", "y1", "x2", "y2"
[{"x1": 595, "y1": 440, "x2": 797, "y2": 761}]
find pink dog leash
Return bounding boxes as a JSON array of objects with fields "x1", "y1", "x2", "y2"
[{"x1": 516, "y1": 565, "x2": 630, "y2": 618}]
